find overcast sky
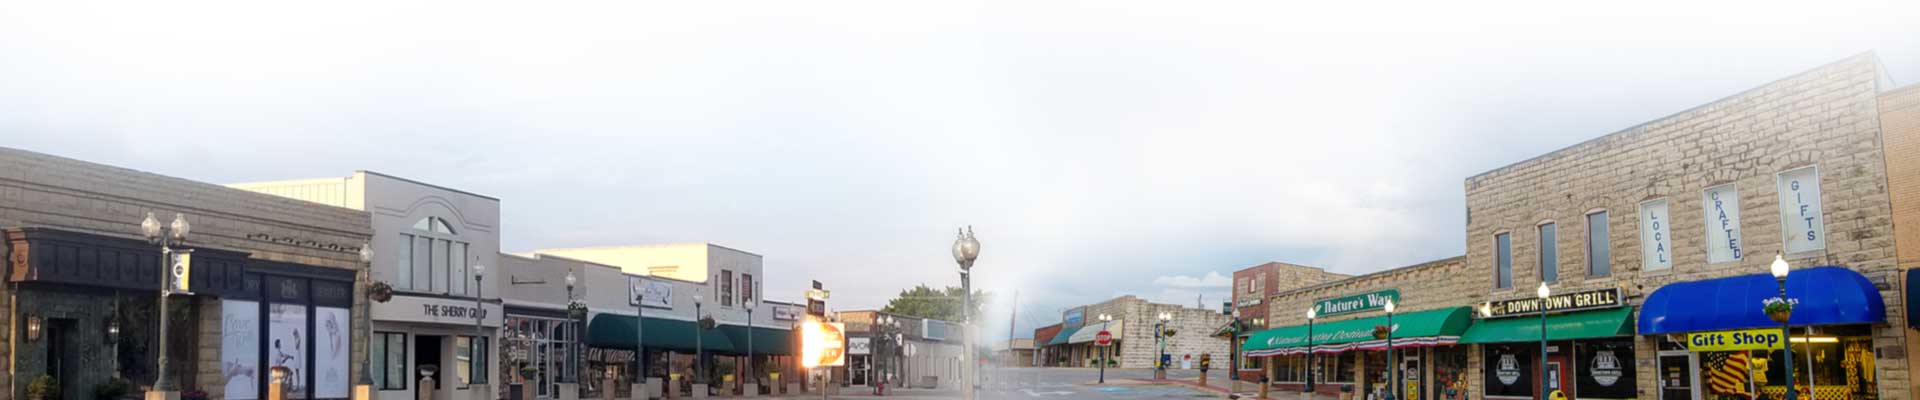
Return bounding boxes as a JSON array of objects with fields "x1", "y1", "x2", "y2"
[{"x1": 3, "y1": 1, "x2": 1916, "y2": 340}]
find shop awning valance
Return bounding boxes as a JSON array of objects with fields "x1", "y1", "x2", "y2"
[
  {"x1": 1067, "y1": 320, "x2": 1125, "y2": 344},
  {"x1": 1242, "y1": 307, "x2": 1473, "y2": 357},
  {"x1": 586, "y1": 314, "x2": 735, "y2": 353},
  {"x1": 1459, "y1": 307, "x2": 1634, "y2": 344},
  {"x1": 1047, "y1": 325, "x2": 1085, "y2": 346},
  {"x1": 1639, "y1": 266, "x2": 1885, "y2": 335},
  {"x1": 718, "y1": 325, "x2": 794, "y2": 355}
]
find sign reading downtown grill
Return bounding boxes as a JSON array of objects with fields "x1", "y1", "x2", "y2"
[
  {"x1": 1484, "y1": 288, "x2": 1621, "y2": 318},
  {"x1": 1313, "y1": 289, "x2": 1399, "y2": 317}
]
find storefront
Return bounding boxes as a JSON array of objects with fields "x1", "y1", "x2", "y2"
[
  {"x1": 1066, "y1": 320, "x2": 1124, "y2": 368},
  {"x1": 500, "y1": 308, "x2": 577, "y2": 399},
  {"x1": 1639, "y1": 266, "x2": 1886, "y2": 400},
  {"x1": 1243, "y1": 307, "x2": 1473, "y2": 400},
  {"x1": 583, "y1": 313, "x2": 735, "y2": 393},
  {"x1": 1460, "y1": 289, "x2": 1636, "y2": 400}
]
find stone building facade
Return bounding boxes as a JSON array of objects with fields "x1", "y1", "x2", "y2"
[
  {"x1": 0, "y1": 147, "x2": 373, "y2": 400},
  {"x1": 1066, "y1": 295, "x2": 1231, "y2": 369},
  {"x1": 1255, "y1": 257, "x2": 1474, "y2": 396},
  {"x1": 1881, "y1": 83, "x2": 1920, "y2": 268},
  {"x1": 1229, "y1": 262, "x2": 1349, "y2": 379}
]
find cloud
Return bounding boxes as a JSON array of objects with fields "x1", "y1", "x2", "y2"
[{"x1": 1153, "y1": 272, "x2": 1232, "y2": 289}]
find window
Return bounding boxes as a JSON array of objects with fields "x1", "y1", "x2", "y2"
[
  {"x1": 1776, "y1": 166, "x2": 1826, "y2": 253},
  {"x1": 401, "y1": 217, "x2": 469, "y2": 295},
  {"x1": 1702, "y1": 184, "x2": 1744, "y2": 263},
  {"x1": 741, "y1": 273, "x2": 754, "y2": 304},
  {"x1": 396, "y1": 235, "x2": 414, "y2": 290},
  {"x1": 1538, "y1": 223, "x2": 1557, "y2": 283},
  {"x1": 1495, "y1": 233, "x2": 1512, "y2": 289},
  {"x1": 1587, "y1": 212, "x2": 1610, "y2": 277},
  {"x1": 1238, "y1": 278, "x2": 1249, "y2": 294},
  {"x1": 720, "y1": 270, "x2": 734, "y2": 307},
  {"x1": 413, "y1": 217, "x2": 456, "y2": 234},
  {"x1": 1639, "y1": 199, "x2": 1673, "y2": 271},
  {"x1": 1254, "y1": 272, "x2": 1266, "y2": 293},
  {"x1": 451, "y1": 242, "x2": 468, "y2": 296},
  {"x1": 455, "y1": 336, "x2": 491, "y2": 386},
  {"x1": 374, "y1": 332, "x2": 408, "y2": 390}
]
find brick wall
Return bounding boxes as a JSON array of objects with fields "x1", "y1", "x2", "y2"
[
  {"x1": 1463, "y1": 54, "x2": 1901, "y2": 399},
  {"x1": 1881, "y1": 83, "x2": 1920, "y2": 267},
  {"x1": 0, "y1": 147, "x2": 374, "y2": 399}
]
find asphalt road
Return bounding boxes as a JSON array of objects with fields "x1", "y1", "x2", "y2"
[{"x1": 760, "y1": 367, "x2": 1227, "y2": 399}]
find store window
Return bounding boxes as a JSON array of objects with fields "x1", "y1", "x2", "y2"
[
  {"x1": 1587, "y1": 211, "x2": 1610, "y2": 277},
  {"x1": 1482, "y1": 344, "x2": 1535, "y2": 398},
  {"x1": 1574, "y1": 339, "x2": 1635, "y2": 398},
  {"x1": 373, "y1": 332, "x2": 408, "y2": 390},
  {"x1": 1495, "y1": 233, "x2": 1513, "y2": 289},
  {"x1": 1539, "y1": 223, "x2": 1558, "y2": 283},
  {"x1": 1432, "y1": 346, "x2": 1469, "y2": 398},
  {"x1": 456, "y1": 336, "x2": 491, "y2": 386},
  {"x1": 1706, "y1": 325, "x2": 1877, "y2": 400}
]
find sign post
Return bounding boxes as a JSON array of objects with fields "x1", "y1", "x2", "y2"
[{"x1": 1095, "y1": 330, "x2": 1113, "y2": 383}]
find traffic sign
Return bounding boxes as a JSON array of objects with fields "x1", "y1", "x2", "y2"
[
  {"x1": 800, "y1": 320, "x2": 847, "y2": 368},
  {"x1": 1094, "y1": 330, "x2": 1113, "y2": 346}
]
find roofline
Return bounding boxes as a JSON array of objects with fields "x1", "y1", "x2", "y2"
[
  {"x1": 535, "y1": 242, "x2": 763, "y2": 258},
  {"x1": 1466, "y1": 51, "x2": 1880, "y2": 182},
  {"x1": 358, "y1": 170, "x2": 501, "y2": 201},
  {"x1": 1270, "y1": 255, "x2": 1469, "y2": 299},
  {"x1": 1234, "y1": 261, "x2": 1350, "y2": 276}
]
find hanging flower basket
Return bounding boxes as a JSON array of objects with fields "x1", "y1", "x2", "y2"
[
  {"x1": 1764, "y1": 299, "x2": 1795, "y2": 323},
  {"x1": 568, "y1": 300, "x2": 589, "y2": 319},
  {"x1": 1372, "y1": 325, "x2": 1391, "y2": 340},
  {"x1": 369, "y1": 281, "x2": 395, "y2": 303}
]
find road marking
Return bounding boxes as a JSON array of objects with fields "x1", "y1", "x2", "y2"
[{"x1": 1020, "y1": 389, "x2": 1076, "y2": 396}]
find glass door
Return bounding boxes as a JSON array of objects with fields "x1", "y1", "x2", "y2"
[
  {"x1": 1399, "y1": 354, "x2": 1422, "y2": 400},
  {"x1": 1657, "y1": 352, "x2": 1696, "y2": 400}
]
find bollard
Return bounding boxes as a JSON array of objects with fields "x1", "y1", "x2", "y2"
[
  {"x1": 418, "y1": 375, "x2": 436, "y2": 400},
  {"x1": 1257, "y1": 376, "x2": 1269, "y2": 399}
]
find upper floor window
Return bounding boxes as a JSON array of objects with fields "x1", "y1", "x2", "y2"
[
  {"x1": 1495, "y1": 233, "x2": 1512, "y2": 289},
  {"x1": 741, "y1": 273, "x2": 755, "y2": 304},
  {"x1": 1538, "y1": 223, "x2": 1557, "y2": 283},
  {"x1": 396, "y1": 216, "x2": 468, "y2": 294},
  {"x1": 1776, "y1": 166, "x2": 1827, "y2": 253},
  {"x1": 1254, "y1": 272, "x2": 1266, "y2": 293},
  {"x1": 1587, "y1": 211, "x2": 1610, "y2": 277},
  {"x1": 414, "y1": 217, "x2": 457, "y2": 235},
  {"x1": 1702, "y1": 184, "x2": 1744, "y2": 263},
  {"x1": 720, "y1": 270, "x2": 735, "y2": 307}
]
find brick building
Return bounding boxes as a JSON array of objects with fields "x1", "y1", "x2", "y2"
[
  {"x1": 1041, "y1": 295, "x2": 1231, "y2": 370},
  {"x1": 1244, "y1": 53, "x2": 1913, "y2": 400},
  {"x1": 0, "y1": 147, "x2": 374, "y2": 400},
  {"x1": 1228, "y1": 262, "x2": 1349, "y2": 380}
]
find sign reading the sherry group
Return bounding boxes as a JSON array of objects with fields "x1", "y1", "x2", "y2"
[
  {"x1": 1484, "y1": 288, "x2": 1622, "y2": 318},
  {"x1": 1313, "y1": 289, "x2": 1399, "y2": 317}
]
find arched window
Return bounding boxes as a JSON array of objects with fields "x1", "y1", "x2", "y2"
[
  {"x1": 413, "y1": 217, "x2": 456, "y2": 235},
  {"x1": 397, "y1": 216, "x2": 468, "y2": 295}
]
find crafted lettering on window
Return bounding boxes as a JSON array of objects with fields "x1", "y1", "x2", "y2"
[{"x1": 1701, "y1": 184, "x2": 1743, "y2": 263}]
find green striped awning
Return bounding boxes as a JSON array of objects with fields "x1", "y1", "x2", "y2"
[
  {"x1": 587, "y1": 314, "x2": 735, "y2": 353},
  {"x1": 1458, "y1": 307, "x2": 1634, "y2": 344},
  {"x1": 1242, "y1": 307, "x2": 1474, "y2": 357}
]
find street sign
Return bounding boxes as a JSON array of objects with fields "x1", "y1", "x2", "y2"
[
  {"x1": 1094, "y1": 331, "x2": 1113, "y2": 346},
  {"x1": 806, "y1": 298, "x2": 826, "y2": 316},
  {"x1": 800, "y1": 320, "x2": 847, "y2": 368}
]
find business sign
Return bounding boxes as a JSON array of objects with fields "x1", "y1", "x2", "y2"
[
  {"x1": 371, "y1": 295, "x2": 504, "y2": 326},
  {"x1": 168, "y1": 250, "x2": 194, "y2": 294},
  {"x1": 1313, "y1": 289, "x2": 1399, "y2": 317},
  {"x1": 1236, "y1": 297, "x2": 1263, "y2": 307},
  {"x1": 1639, "y1": 199, "x2": 1673, "y2": 271},
  {"x1": 1686, "y1": 329, "x2": 1785, "y2": 352},
  {"x1": 1702, "y1": 184, "x2": 1744, "y2": 263},
  {"x1": 800, "y1": 320, "x2": 847, "y2": 368},
  {"x1": 772, "y1": 305, "x2": 800, "y2": 321},
  {"x1": 1063, "y1": 308, "x2": 1085, "y2": 326},
  {"x1": 628, "y1": 276, "x2": 673, "y2": 309},
  {"x1": 1484, "y1": 288, "x2": 1621, "y2": 318},
  {"x1": 848, "y1": 337, "x2": 872, "y2": 355},
  {"x1": 1777, "y1": 166, "x2": 1827, "y2": 253}
]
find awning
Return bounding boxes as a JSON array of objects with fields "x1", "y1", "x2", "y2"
[
  {"x1": 1242, "y1": 307, "x2": 1473, "y2": 357},
  {"x1": 586, "y1": 314, "x2": 735, "y2": 353},
  {"x1": 1908, "y1": 269, "x2": 1920, "y2": 330},
  {"x1": 1047, "y1": 325, "x2": 1085, "y2": 346},
  {"x1": 1067, "y1": 320, "x2": 1125, "y2": 344},
  {"x1": 1459, "y1": 307, "x2": 1634, "y2": 344},
  {"x1": 1639, "y1": 266, "x2": 1886, "y2": 335},
  {"x1": 718, "y1": 325, "x2": 794, "y2": 355}
]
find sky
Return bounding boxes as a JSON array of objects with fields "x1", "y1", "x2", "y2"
[{"x1": 2, "y1": 1, "x2": 1916, "y2": 341}]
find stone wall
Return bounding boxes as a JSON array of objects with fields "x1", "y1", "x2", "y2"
[
  {"x1": 1463, "y1": 53, "x2": 1901, "y2": 399},
  {"x1": 0, "y1": 147, "x2": 373, "y2": 399},
  {"x1": 1078, "y1": 296, "x2": 1231, "y2": 369}
]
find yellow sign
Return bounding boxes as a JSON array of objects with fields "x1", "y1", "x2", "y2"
[
  {"x1": 1686, "y1": 329, "x2": 1786, "y2": 352},
  {"x1": 800, "y1": 320, "x2": 847, "y2": 368}
]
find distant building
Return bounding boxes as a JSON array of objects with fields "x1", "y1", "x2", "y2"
[
  {"x1": 1227, "y1": 262, "x2": 1347, "y2": 380},
  {"x1": 833, "y1": 310, "x2": 965, "y2": 389},
  {"x1": 1037, "y1": 295, "x2": 1231, "y2": 369},
  {"x1": 992, "y1": 339, "x2": 1036, "y2": 367}
]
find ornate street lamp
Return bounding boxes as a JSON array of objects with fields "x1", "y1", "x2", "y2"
[
  {"x1": 566, "y1": 270, "x2": 578, "y2": 384},
  {"x1": 140, "y1": 212, "x2": 189, "y2": 393},
  {"x1": 1772, "y1": 253, "x2": 1797, "y2": 400},
  {"x1": 474, "y1": 264, "x2": 487, "y2": 389},
  {"x1": 951, "y1": 227, "x2": 981, "y2": 400},
  {"x1": 745, "y1": 298, "x2": 756, "y2": 394},
  {"x1": 358, "y1": 244, "x2": 376, "y2": 392},
  {"x1": 1537, "y1": 282, "x2": 1551, "y2": 400},
  {"x1": 1096, "y1": 314, "x2": 1112, "y2": 383},
  {"x1": 1155, "y1": 312, "x2": 1172, "y2": 379},
  {"x1": 694, "y1": 293, "x2": 705, "y2": 387},
  {"x1": 1383, "y1": 299, "x2": 1396, "y2": 400},
  {"x1": 1306, "y1": 307, "x2": 1317, "y2": 393}
]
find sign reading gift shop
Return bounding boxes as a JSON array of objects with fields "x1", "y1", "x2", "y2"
[
  {"x1": 1313, "y1": 289, "x2": 1399, "y2": 317},
  {"x1": 371, "y1": 294, "x2": 505, "y2": 326},
  {"x1": 1685, "y1": 329, "x2": 1786, "y2": 352},
  {"x1": 1483, "y1": 288, "x2": 1622, "y2": 318}
]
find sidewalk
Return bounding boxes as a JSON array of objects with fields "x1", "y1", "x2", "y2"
[
  {"x1": 1137, "y1": 377, "x2": 1341, "y2": 400},
  {"x1": 755, "y1": 387, "x2": 960, "y2": 400}
]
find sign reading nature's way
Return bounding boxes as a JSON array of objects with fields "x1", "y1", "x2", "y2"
[{"x1": 1313, "y1": 289, "x2": 1400, "y2": 317}]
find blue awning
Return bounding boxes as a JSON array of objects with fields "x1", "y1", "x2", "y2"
[{"x1": 1639, "y1": 266, "x2": 1885, "y2": 334}]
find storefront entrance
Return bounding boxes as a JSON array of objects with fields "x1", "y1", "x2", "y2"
[
  {"x1": 1657, "y1": 351, "x2": 1698, "y2": 400},
  {"x1": 1399, "y1": 354, "x2": 1423, "y2": 400},
  {"x1": 418, "y1": 335, "x2": 444, "y2": 392}
]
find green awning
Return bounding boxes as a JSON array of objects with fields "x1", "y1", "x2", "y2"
[
  {"x1": 1242, "y1": 307, "x2": 1474, "y2": 356},
  {"x1": 587, "y1": 314, "x2": 735, "y2": 353},
  {"x1": 1047, "y1": 325, "x2": 1085, "y2": 346},
  {"x1": 1458, "y1": 307, "x2": 1634, "y2": 344},
  {"x1": 718, "y1": 325, "x2": 793, "y2": 355}
]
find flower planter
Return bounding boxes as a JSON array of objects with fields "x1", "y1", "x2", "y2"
[{"x1": 1767, "y1": 310, "x2": 1792, "y2": 324}]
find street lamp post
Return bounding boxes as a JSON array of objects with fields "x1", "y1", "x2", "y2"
[
  {"x1": 1227, "y1": 308, "x2": 1240, "y2": 393},
  {"x1": 357, "y1": 244, "x2": 376, "y2": 394},
  {"x1": 567, "y1": 270, "x2": 579, "y2": 385},
  {"x1": 140, "y1": 212, "x2": 189, "y2": 395},
  {"x1": 746, "y1": 298, "x2": 756, "y2": 395},
  {"x1": 1097, "y1": 314, "x2": 1112, "y2": 384},
  {"x1": 1772, "y1": 253, "x2": 1797, "y2": 400},
  {"x1": 694, "y1": 294, "x2": 705, "y2": 389},
  {"x1": 1384, "y1": 299, "x2": 1396, "y2": 400},
  {"x1": 951, "y1": 227, "x2": 981, "y2": 400},
  {"x1": 634, "y1": 286, "x2": 647, "y2": 388},
  {"x1": 1155, "y1": 312, "x2": 1172, "y2": 380},
  {"x1": 1306, "y1": 308, "x2": 1317, "y2": 394},
  {"x1": 1537, "y1": 282, "x2": 1550, "y2": 400},
  {"x1": 474, "y1": 264, "x2": 487, "y2": 390}
]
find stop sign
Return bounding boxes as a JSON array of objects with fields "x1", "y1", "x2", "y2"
[{"x1": 1095, "y1": 330, "x2": 1113, "y2": 346}]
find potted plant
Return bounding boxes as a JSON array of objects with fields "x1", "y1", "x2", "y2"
[
  {"x1": 1373, "y1": 325, "x2": 1391, "y2": 339},
  {"x1": 179, "y1": 390, "x2": 210, "y2": 400},
  {"x1": 1765, "y1": 298, "x2": 1795, "y2": 323},
  {"x1": 94, "y1": 377, "x2": 132, "y2": 400},
  {"x1": 369, "y1": 281, "x2": 395, "y2": 303},
  {"x1": 25, "y1": 375, "x2": 57, "y2": 400},
  {"x1": 568, "y1": 299, "x2": 589, "y2": 319},
  {"x1": 520, "y1": 364, "x2": 541, "y2": 380}
]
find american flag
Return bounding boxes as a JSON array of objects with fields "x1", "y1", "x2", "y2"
[{"x1": 1705, "y1": 351, "x2": 1753, "y2": 398}]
